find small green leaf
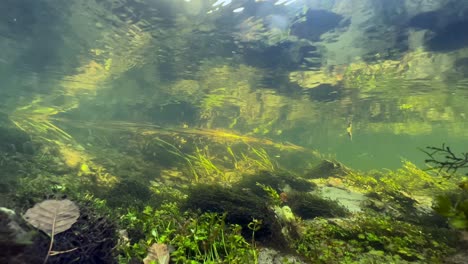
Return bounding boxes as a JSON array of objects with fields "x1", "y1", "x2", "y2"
[{"x1": 143, "y1": 206, "x2": 153, "y2": 215}]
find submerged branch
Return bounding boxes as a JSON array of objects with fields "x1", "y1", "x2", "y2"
[{"x1": 421, "y1": 143, "x2": 468, "y2": 176}]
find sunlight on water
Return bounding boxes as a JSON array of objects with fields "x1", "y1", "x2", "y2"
[
  {"x1": 2, "y1": 1, "x2": 468, "y2": 262},
  {"x1": 1, "y1": 0, "x2": 467, "y2": 172}
]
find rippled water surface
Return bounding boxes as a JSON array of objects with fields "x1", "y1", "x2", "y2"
[{"x1": 1, "y1": 0, "x2": 468, "y2": 171}]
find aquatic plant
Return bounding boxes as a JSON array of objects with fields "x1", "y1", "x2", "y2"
[
  {"x1": 433, "y1": 192, "x2": 468, "y2": 230},
  {"x1": 246, "y1": 146, "x2": 277, "y2": 171},
  {"x1": 256, "y1": 182, "x2": 284, "y2": 208},
  {"x1": 119, "y1": 203, "x2": 256, "y2": 263},
  {"x1": 431, "y1": 183, "x2": 468, "y2": 231},
  {"x1": 236, "y1": 170, "x2": 316, "y2": 200},
  {"x1": 10, "y1": 101, "x2": 73, "y2": 143},
  {"x1": 380, "y1": 160, "x2": 455, "y2": 195},
  {"x1": 186, "y1": 146, "x2": 224, "y2": 182},
  {"x1": 345, "y1": 161, "x2": 455, "y2": 196},
  {"x1": 294, "y1": 214, "x2": 455, "y2": 263},
  {"x1": 417, "y1": 144, "x2": 468, "y2": 230},
  {"x1": 182, "y1": 183, "x2": 291, "y2": 248},
  {"x1": 286, "y1": 192, "x2": 349, "y2": 219}
]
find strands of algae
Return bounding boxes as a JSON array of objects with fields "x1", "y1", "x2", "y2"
[
  {"x1": 34, "y1": 117, "x2": 320, "y2": 183},
  {"x1": 51, "y1": 118, "x2": 314, "y2": 154},
  {"x1": 8, "y1": 103, "x2": 319, "y2": 185},
  {"x1": 4, "y1": 6, "x2": 160, "y2": 187},
  {"x1": 9, "y1": 108, "x2": 119, "y2": 186}
]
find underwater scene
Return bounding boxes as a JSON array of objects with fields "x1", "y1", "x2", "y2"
[{"x1": 1, "y1": 0, "x2": 468, "y2": 263}]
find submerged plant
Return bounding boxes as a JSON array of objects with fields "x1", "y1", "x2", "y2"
[
  {"x1": 345, "y1": 160, "x2": 455, "y2": 197},
  {"x1": 245, "y1": 146, "x2": 276, "y2": 171},
  {"x1": 171, "y1": 213, "x2": 255, "y2": 263},
  {"x1": 119, "y1": 203, "x2": 256, "y2": 263},
  {"x1": 419, "y1": 144, "x2": 468, "y2": 231},
  {"x1": 256, "y1": 182, "x2": 282, "y2": 206},
  {"x1": 187, "y1": 146, "x2": 224, "y2": 183},
  {"x1": 294, "y1": 214, "x2": 455, "y2": 263},
  {"x1": 433, "y1": 194, "x2": 468, "y2": 230}
]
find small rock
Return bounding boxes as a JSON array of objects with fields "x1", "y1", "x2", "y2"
[{"x1": 258, "y1": 248, "x2": 306, "y2": 264}]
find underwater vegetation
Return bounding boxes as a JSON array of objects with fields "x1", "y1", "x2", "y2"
[
  {"x1": 295, "y1": 214, "x2": 456, "y2": 263},
  {"x1": 2, "y1": 0, "x2": 468, "y2": 263},
  {"x1": 0, "y1": 82, "x2": 467, "y2": 263},
  {"x1": 1, "y1": 134, "x2": 466, "y2": 264},
  {"x1": 1, "y1": 50, "x2": 467, "y2": 264},
  {"x1": 421, "y1": 144, "x2": 468, "y2": 232}
]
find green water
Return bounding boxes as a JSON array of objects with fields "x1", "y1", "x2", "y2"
[
  {"x1": 1, "y1": 0, "x2": 468, "y2": 171},
  {"x1": 0, "y1": 0, "x2": 468, "y2": 175},
  {"x1": 3, "y1": 1, "x2": 468, "y2": 263}
]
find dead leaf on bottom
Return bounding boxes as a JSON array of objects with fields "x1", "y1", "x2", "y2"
[{"x1": 23, "y1": 199, "x2": 80, "y2": 236}]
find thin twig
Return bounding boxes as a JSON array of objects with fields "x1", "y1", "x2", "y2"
[
  {"x1": 49, "y1": 247, "x2": 78, "y2": 256},
  {"x1": 43, "y1": 209, "x2": 57, "y2": 264}
]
